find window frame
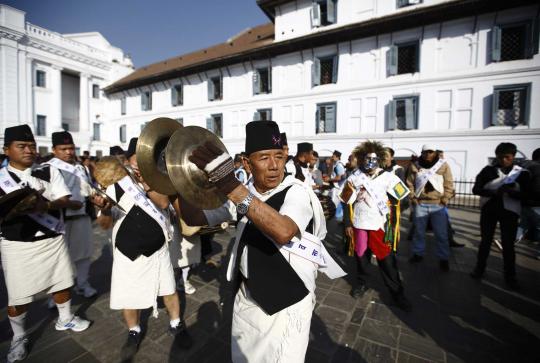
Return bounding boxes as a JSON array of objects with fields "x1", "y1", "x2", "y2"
[
  {"x1": 141, "y1": 91, "x2": 152, "y2": 111},
  {"x1": 387, "y1": 40, "x2": 420, "y2": 76},
  {"x1": 253, "y1": 67, "x2": 272, "y2": 95},
  {"x1": 92, "y1": 84, "x2": 100, "y2": 99},
  {"x1": 315, "y1": 102, "x2": 337, "y2": 134},
  {"x1": 93, "y1": 122, "x2": 101, "y2": 141},
  {"x1": 311, "y1": 0, "x2": 337, "y2": 28},
  {"x1": 36, "y1": 70, "x2": 46, "y2": 88},
  {"x1": 119, "y1": 124, "x2": 127, "y2": 143},
  {"x1": 491, "y1": 83, "x2": 531, "y2": 127},
  {"x1": 312, "y1": 54, "x2": 339, "y2": 87},
  {"x1": 396, "y1": 0, "x2": 423, "y2": 9},
  {"x1": 171, "y1": 84, "x2": 183, "y2": 107},
  {"x1": 208, "y1": 76, "x2": 223, "y2": 101},
  {"x1": 386, "y1": 95, "x2": 420, "y2": 131},
  {"x1": 254, "y1": 108, "x2": 272, "y2": 121},
  {"x1": 206, "y1": 113, "x2": 223, "y2": 138},
  {"x1": 121, "y1": 96, "x2": 127, "y2": 115},
  {"x1": 36, "y1": 115, "x2": 47, "y2": 136},
  {"x1": 491, "y1": 20, "x2": 536, "y2": 63}
]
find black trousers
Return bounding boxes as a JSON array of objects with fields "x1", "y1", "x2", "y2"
[
  {"x1": 476, "y1": 203, "x2": 519, "y2": 279},
  {"x1": 356, "y1": 253, "x2": 404, "y2": 298}
]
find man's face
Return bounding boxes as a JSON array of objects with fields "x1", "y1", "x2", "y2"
[
  {"x1": 331, "y1": 154, "x2": 338, "y2": 162},
  {"x1": 421, "y1": 150, "x2": 436, "y2": 162},
  {"x1": 4, "y1": 141, "x2": 37, "y2": 167},
  {"x1": 53, "y1": 144, "x2": 76, "y2": 163},
  {"x1": 497, "y1": 153, "x2": 514, "y2": 168},
  {"x1": 248, "y1": 149, "x2": 285, "y2": 192}
]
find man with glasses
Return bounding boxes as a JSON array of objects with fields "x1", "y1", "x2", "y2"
[{"x1": 406, "y1": 144, "x2": 455, "y2": 271}]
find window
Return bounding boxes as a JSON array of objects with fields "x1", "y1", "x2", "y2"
[
  {"x1": 492, "y1": 84, "x2": 530, "y2": 126},
  {"x1": 171, "y1": 84, "x2": 183, "y2": 106},
  {"x1": 93, "y1": 123, "x2": 101, "y2": 141},
  {"x1": 38, "y1": 146, "x2": 48, "y2": 156},
  {"x1": 36, "y1": 115, "x2": 46, "y2": 136},
  {"x1": 312, "y1": 55, "x2": 338, "y2": 86},
  {"x1": 119, "y1": 125, "x2": 127, "y2": 143},
  {"x1": 206, "y1": 114, "x2": 223, "y2": 138},
  {"x1": 387, "y1": 41, "x2": 419, "y2": 76},
  {"x1": 92, "y1": 84, "x2": 100, "y2": 99},
  {"x1": 121, "y1": 97, "x2": 126, "y2": 115},
  {"x1": 491, "y1": 22, "x2": 536, "y2": 62},
  {"x1": 311, "y1": 0, "x2": 337, "y2": 28},
  {"x1": 175, "y1": 118, "x2": 184, "y2": 125},
  {"x1": 254, "y1": 109, "x2": 272, "y2": 121},
  {"x1": 253, "y1": 67, "x2": 271, "y2": 95},
  {"x1": 62, "y1": 123, "x2": 69, "y2": 131},
  {"x1": 141, "y1": 91, "x2": 152, "y2": 111},
  {"x1": 396, "y1": 0, "x2": 422, "y2": 9},
  {"x1": 208, "y1": 76, "x2": 223, "y2": 101},
  {"x1": 387, "y1": 96, "x2": 419, "y2": 130},
  {"x1": 316, "y1": 103, "x2": 337, "y2": 133},
  {"x1": 36, "y1": 70, "x2": 46, "y2": 87}
]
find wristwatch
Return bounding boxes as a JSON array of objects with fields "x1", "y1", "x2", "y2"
[{"x1": 236, "y1": 192, "x2": 254, "y2": 215}]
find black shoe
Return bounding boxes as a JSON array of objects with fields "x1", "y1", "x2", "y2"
[
  {"x1": 439, "y1": 260, "x2": 450, "y2": 272},
  {"x1": 393, "y1": 294, "x2": 412, "y2": 312},
  {"x1": 449, "y1": 241, "x2": 465, "y2": 248},
  {"x1": 470, "y1": 269, "x2": 483, "y2": 280},
  {"x1": 505, "y1": 278, "x2": 520, "y2": 291},
  {"x1": 408, "y1": 254, "x2": 423, "y2": 264},
  {"x1": 350, "y1": 285, "x2": 369, "y2": 299},
  {"x1": 170, "y1": 322, "x2": 193, "y2": 350},
  {"x1": 121, "y1": 330, "x2": 141, "y2": 362}
]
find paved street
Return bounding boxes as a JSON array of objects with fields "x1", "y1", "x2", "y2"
[{"x1": 1, "y1": 207, "x2": 539, "y2": 363}]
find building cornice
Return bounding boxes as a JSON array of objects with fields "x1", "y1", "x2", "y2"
[{"x1": 105, "y1": 0, "x2": 539, "y2": 95}]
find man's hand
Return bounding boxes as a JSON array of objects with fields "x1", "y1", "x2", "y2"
[
  {"x1": 345, "y1": 227, "x2": 354, "y2": 240},
  {"x1": 189, "y1": 141, "x2": 240, "y2": 196},
  {"x1": 67, "y1": 200, "x2": 84, "y2": 210},
  {"x1": 32, "y1": 198, "x2": 49, "y2": 214}
]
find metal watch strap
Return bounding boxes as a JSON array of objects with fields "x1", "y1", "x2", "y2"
[{"x1": 237, "y1": 192, "x2": 254, "y2": 214}]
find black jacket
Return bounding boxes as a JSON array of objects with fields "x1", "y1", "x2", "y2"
[
  {"x1": 472, "y1": 164, "x2": 530, "y2": 204},
  {"x1": 524, "y1": 161, "x2": 540, "y2": 207}
]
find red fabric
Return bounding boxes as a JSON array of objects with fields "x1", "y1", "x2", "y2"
[{"x1": 366, "y1": 229, "x2": 391, "y2": 259}]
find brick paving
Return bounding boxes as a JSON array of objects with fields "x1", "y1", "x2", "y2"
[{"x1": 1, "y1": 207, "x2": 539, "y2": 362}]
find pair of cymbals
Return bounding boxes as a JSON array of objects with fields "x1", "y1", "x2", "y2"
[{"x1": 136, "y1": 117, "x2": 227, "y2": 209}]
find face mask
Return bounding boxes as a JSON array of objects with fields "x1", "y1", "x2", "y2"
[{"x1": 364, "y1": 155, "x2": 378, "y2": 171}]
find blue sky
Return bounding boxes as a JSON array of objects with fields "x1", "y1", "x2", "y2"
[{"x1": 7, "y1": 0, "x2": 269, "y2": 67}]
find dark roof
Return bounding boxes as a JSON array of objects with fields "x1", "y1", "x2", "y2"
[{"x1": 105, "y1": 0, "x2": 538, "y2": 95}]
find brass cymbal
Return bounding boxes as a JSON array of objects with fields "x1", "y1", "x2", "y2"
[
  {"x1": 137, "y1": 117, "x2": 183, "y2": 195},
  {"x1": 166, "y1": 126, "x2": 228, "y2": 209}
]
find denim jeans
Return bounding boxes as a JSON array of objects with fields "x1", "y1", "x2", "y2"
[
  {"x1": 520, "y1": 206, "x2": 540, "y2": 242},
  {"x1": 412, "y1": 203, "x2": 450, "y2": 260}
]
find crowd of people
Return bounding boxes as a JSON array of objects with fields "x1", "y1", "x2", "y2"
[{"x1": 0, "y1": 121, "x2": 539, "y2": 363}]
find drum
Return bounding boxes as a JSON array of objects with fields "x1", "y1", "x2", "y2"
[{"x1": 317, "y1": 194, "x2": 336, "y2": 220}]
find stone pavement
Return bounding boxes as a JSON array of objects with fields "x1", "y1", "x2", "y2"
[{"x1": 1, "y1": 207, "x2": 539, "y2": 363}]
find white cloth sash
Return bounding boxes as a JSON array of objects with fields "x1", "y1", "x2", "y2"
[
  {"x1": 47, "y1": 158, "x2": 88, "y2": 181},
  {"x1": 353, "y1": 172, "x2": 389, "y2": 215},
  {"x1": 0, "y1": 168, "x2": 64, "y2": 234},
  {"x1": 415, "y1": 159, "x2": 446, "y2": 197},
  {"x1": 117, "y1": 176, "x2": 171, "y2": 240},
  {"x1": 282, "y1": 232, "x2": 346, "y2": 279},
  {"x1": 481, "y1": 165, "x2": 522, "y2": 214}
]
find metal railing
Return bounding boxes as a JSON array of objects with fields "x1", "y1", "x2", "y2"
[{"x1": 448, "y1": 180, "x2": 480, "y2": 209}]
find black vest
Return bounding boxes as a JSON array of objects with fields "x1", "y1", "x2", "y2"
[
  {"x1": 113, "y1": 184, "x2": 166, "y2": 261},
  {"x1": 0, "y1": 166, "x2": 62, "y2": 242},
  {"x1": 235, "y1": 186, "x2": 310, "y2": 316}
]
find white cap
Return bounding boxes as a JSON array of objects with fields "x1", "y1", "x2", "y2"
[{"x1": 422, "y1": 144, "x2": 437, "y2": 152}]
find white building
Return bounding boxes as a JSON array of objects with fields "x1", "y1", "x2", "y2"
[{"x1": 0, "y1": 4, "x2": 133, "y2": 156}]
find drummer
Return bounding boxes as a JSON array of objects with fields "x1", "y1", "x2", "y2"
[
  {"x1": 183, "y1": 120, "x2": 345, "y2": 362},
  {"x1": 96, "y1": 138, "x2": 192, "y2": 361},
  {"x1": 0, "y1": 125, "x2": 91, "y2": 363}
]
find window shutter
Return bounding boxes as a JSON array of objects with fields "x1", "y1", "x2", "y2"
[
  {"x1": 312, "y1": 58, "x2": 321, "y2": 87},
  {"x1": 332, "y1": 55, "x2": 339, "y2": 83},
  {"x1": 326, "y1": 104, "x2": 336, "y2": 132},
  {"x1": 491, "y1": 26, "x2": 502, "y2": 62},
  {"x1": 405, "y1": 98, "x2": 416, "y2": 129},
  {"x1": 311, "y1": 3, "x2": 321, "y2": 27},
  {"x1": 253, "y1": 111, "x2": 261, "y2": 121},
  {"x1": 386, "y1": 45, "x2": 398, "y2": 76},
  {"x1": 219, "y1": 77, "x2": 223, "y2": 99},
  {"x1": 148, "y1": 92, "x2": 152, "y2": 110},
  {"x1": 206, "y1": 117, "x2": 214, "y2": 132},
  {"x1": 326, "y1": 0, "x2": 336, "y2": 24},
  {"x1": 491, "y1": 91, "x2": 500, "y2": 126},
  {"x1": 315, "y1": 106, "x2": 321, "y2": 133},
  {"x1": 386, "y1": 100, "x2": 397, "y2": 130},
  {"x1": 532, "y1": 17, "x2": 540, "y2": 56},
  {"x1": 208, "y1": 79, "x2": 215, "y2": 101},
  {"x1": 253, "y1": 70, "x2": 260, "y2": 95},
  {"x1": 171, "y1": 86, "x2": 178, "y2": 106},
  {"x1": 141, "y1": 93, "x2": 146, "y2": 110},
  {"x1": 267, "y1": 66, "x2": 272, "y2": 92}
]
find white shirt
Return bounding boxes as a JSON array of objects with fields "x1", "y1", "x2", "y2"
[
  {"x1": 6, "y1": 164, "x2": 70, "y2": 203},
  {"x1": 348, "y1": 169, "x2": 401, "y2": 231},
  {"x1": 54, "y1": 163, "x2": 92, "y2": 216}
]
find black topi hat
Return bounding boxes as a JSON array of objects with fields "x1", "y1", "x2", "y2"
[
  {"x1": 4, "y1": 125, "x2": 35, "y2": 146},
  {"x1": 125, "y1": 138, "x2": 138, "y2": 159},
  {"x1": 245, "y1": 121, "x2": 283, "y2": 155},
  {"x1": 297, "y1": 142, "x2": 313, "y2": 154},
  {"x1": 52, "y1": 131, "x2": 74, "y2": 147}
]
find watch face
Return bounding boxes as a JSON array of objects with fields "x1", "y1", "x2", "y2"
[{"x1": 237, "y1": 203, "x2": 248, "y2": 215}]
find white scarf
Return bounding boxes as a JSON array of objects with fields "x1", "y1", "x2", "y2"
[
  {"x1": 481, "y1": 165, "x2": 523, "y2": 214},
  {"x1": 0, "y1": 167, "x2": 64, "y2": 234},
  {"x1": 46, "y1": 158, "x2": 88, "y2": 181},
  {"x1": 415, "y1": 158, "x2": 446, "y2": 197},
  {"x1": 349, "y1": 170, "x2": 389, "y2": 215}
]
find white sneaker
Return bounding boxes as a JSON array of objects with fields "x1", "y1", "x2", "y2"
[
  {"x1": 55, "y1": 315, "x2": 91, "y2": 332},
  {"x1": 75, "y1": 284, "x2": 97, "y2": 298},
  {"x1": 7, "y1": 336, "x2": 28, "y2": 363},
  {"x1": 184, "y1": 280, "x2": 196, "y2": 295}
]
